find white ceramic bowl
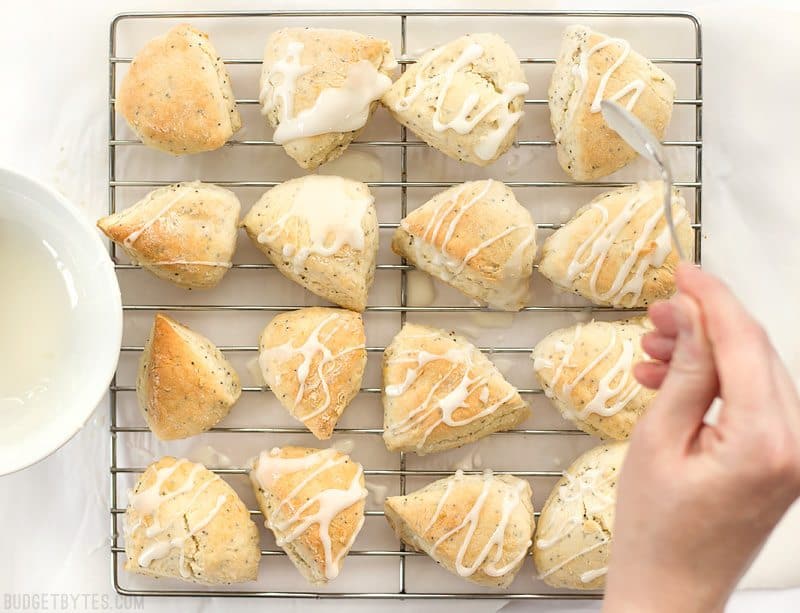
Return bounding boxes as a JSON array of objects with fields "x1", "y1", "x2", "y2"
[{"x1": 0, "y1": 168, "x2": 122, "y2": 475}]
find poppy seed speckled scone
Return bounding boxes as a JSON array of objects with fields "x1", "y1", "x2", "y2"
[
  {"x1": 384, "y1": 471, "x2": 535, "y2": 587},
  {"x1": 382, "y1": 33, "x2": 529, "y2": 166},
  {"x1": 549, "y1": 25, "x2": 675, "y2": 180},
  {"x1": 534, "y1": 442, "x2": 628, "y2": 590},
  {"x1": 124, "y1": 456, "x2": 260, "y2": 584},
  {"x1": 532, "y1": 318, "x2": 654, "y2": 440},
  {"x1": 117, "y1": 24, "x2": 241, "y2": 154},
  {"x1": 97, "y1": 181, "x2": 241, "y2": 290},
  {"x1": 260, "y1": 28, "x2": 396, "y2": 170}
]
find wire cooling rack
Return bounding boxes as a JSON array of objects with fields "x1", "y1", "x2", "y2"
[{"x1": 107, "y1": 9, "x2": 702, "y2": 600}]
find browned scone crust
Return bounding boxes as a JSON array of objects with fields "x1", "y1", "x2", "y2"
[
  {"x1": 532, "y1": 318, "x2": 654, "y2": 440},
  {"x1": 124, "y1": 456, "x2": 260, "y2": 584},
  {"x1": 249, "y1": 446, "x2": 367, "y2": 584},
  {"x1": 258, "y1": 307, "x2": 367, "y2": 439},
  {"x1": 549, "y1": 25, "x2": 676, "y2": 180},
  {"x1": 260, "y1": 28, "x2": 396, "y2": 170},
  {"x1": 384, "y1": 472, "x2": 535, "y2": 587},
  {"x1": 118, "y1": 24, "x2": 241, "y2": 154},
  {"x1": 382, "y1": 323, "x2": 529, "y2": 454},
  {"x1": 97, "y1": 181, "x2": 241, "y2": 290},
  {"x1": 137, "y1": 314, "x2": 241, "y2": 440}
]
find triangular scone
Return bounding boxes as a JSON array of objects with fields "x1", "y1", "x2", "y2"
[
  {"x1": 392, "y1": 180, "x2": 536, "y2": 311},
  {"x1": 249, "y1": 447, "x2": 367, "y2": 584},
  {"x1": 532, "y1": 318, "x2": 654, "y2": 440},
  {"x1": 117, "y1": 24, "x2": 241, "y2": 154},
  {"x1": 242, "y1": 175, "x2": 378, "y2": 311},
  {"x1": 137, "y1": 314, "x2": 241, "y2": 440},
  {"x1": 97, "y1": 181, "x2": 240, "y2": 289},
  {"x1": 538, "y1": 181, "x2": 693, "y2": 308},
  {"x1": 124, "y1": 456, "x2": 260, "y2": 584},
  {"x1": 382, "y1": 33, "x2": 529, "y2": 166},
  {"x1": 534, "y1": 442, "x2": 628, "y2": 589},
  {"x1": 549, "y1": 25, "x2": 676, "y2": 180},
  {"x1": 382, "y1": 323, "x2": 529, "y2": 454},
  {"x1": 384, "y1": 471, "x2": 534, "y2": 587},
  {"x1": 260, "y1": 28, "x2": 396, "y2": 170},
  {"x1": 259, "y1": 307, "x2": 366, "y2": 439}
]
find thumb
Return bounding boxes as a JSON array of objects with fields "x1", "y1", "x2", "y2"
[{"x1": 643, "y1": 293, "x2": 719, "y2": 443}]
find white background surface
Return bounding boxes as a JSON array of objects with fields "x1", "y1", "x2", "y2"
[{"x1": 2, "y1": 0, "x2": 800, "y2": 611}]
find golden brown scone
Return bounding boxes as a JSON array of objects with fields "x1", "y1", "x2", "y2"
[
  {"x1": 249, "y1": 447, "x2": 367, "y2": 584},
  {"x1": 382, "y1": 323, "x2": 529, "y2": 454},
  {"x1": 382, "y1": 33, "x2": 529, "y2": 166},
  {"x1": 258, "y1": 307, "x2": 366, "y2": 439},
  {"x1": 124, "y1": 456, "x2": 260, "y2": 584},
  {"x1": 241, "y1": 175, "x2": 378, "y2": 311},
  {"x1": 532, "y1": 318, "x2": 654, "y2": 440},
  {"x1": 533, "y1": 442, "x2": 628, "y2": 590},
  {"x1": 137, "y1": 314, "x2": 241, "y2": 440},
  {"x1": 538, "y1": 181, "x2": 693, "y2": 308},
  {"x1": 549, "y1": 25, "x2": 676, "y2": 180},
  {"x1": 97, "y1": 181, "x2": 240, "y2": 290},
  {"x1": 384, "y1": 471, "x2": 534, "y2": 587},
  {"x1": 260, "y1": 28, "x2": 396, "y2": 170},
  {"x1": 117, "y1": 24, "x2": 241, "y2": 154},
  {"x1": 392, "y1": 180, "x2": 536, "y2": 311}
]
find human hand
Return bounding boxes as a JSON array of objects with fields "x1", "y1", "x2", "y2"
[{"x1": 603, "y1": 263, "x2": 800, "y2": 613}]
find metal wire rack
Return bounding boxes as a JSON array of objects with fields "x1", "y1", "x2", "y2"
[{"x1": 108, "y1": 9, "x2": 702, "y2": 600}]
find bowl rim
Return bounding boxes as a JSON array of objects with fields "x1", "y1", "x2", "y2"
[{"x1": 0, "y1": 167, "x2": 122, "y2": 476}]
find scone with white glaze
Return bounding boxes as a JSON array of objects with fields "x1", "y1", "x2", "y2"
[
  {"x1": 382, "y1": 323, "x2": 529, "y2": 454},
  {"x1": 538, "y1": 181, "x2": 693, "y2": 308},
  {"x1": 97, "y1": 181, "x2": 240, "y2": 289},
  {"x1": 382, "y1": 33, "x2": 529, "y2": 166},
  {"x1": 258, "y1": 307, "x2": 366, "y2": 439},
  {"x1": 249, "y1": 446, "x2": 367, "y2": 584},
  {"x1": 384, "y1": 470, "x2": 534, "y2": 587},
  {"x1": 549, "y1": 25, "x2": 676, "y2": 180},
  {"x1": 124, "y1": 456, "x2": 260, "y2": 584},
  {"x1": 117, "y1": 24, "x2": 241, "y2": 154},
  {"x1": 137, "y1": 314, "x2": 241, "y2": 440},
  {"x1": 242, "y1": 175, "x2": 378, "y2": 311},
  {"x1": 392, "y1": 180, "x2": 536, "y2": 311},
  {"x1": 532, "y1": 318, "x2": 654, "y2": 440},
  {"x1": 534, "y1": 442, "x2": 628, "y2": 589},
  {"x1": 260, "y1": 28, "x2": 396, "y2": 170}
]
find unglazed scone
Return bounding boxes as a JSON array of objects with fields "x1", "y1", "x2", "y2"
[
  {"x1": 549, "y1": 25, "x2": 676, "y2": 180},
  {"x1": 124, "y1": 456, "x2": 260, "y2": 584},
  {"x1": 538, "y1": 181, "x2": 692, "y2": 308},
  {"x1": 137, "y1": 314, "x2": 241, "y2": 440},
  {"x1": 249, "y1": 447, "x2": 367, "y2": 584},
  {"x1": 392, "y1": 180, "x2": 536, "y2": 311},
  {"x1": 117, "y1": 24, "x2": 241, "y2": 154},
  {"x1": 534, "y1": 442, "x2": 628, "y2": 589},
  {"x1": 532, "y1": 318, "x2": 654, "y2": 440},
  {"x1": 382, "y1": 323, "x2": 529, "y2": 454},
  {"x1": 97, "y1": 181, "x2": 240, "y2": 289},
  {"x1": 385, "y1": 470, "x2": 534, "y2": 587},
  {"x1": 260, "y1": 28, "x2": 396, "y2": 170},
  {"x1": 258, "y1": 307, "x2": 366, "y2": 439},
  {"x1": 242, "y1": 175, "x2": 378, "y2": 311},
  {"x1": 382, "y1": 33, "x2": 529, "y2": 166}
]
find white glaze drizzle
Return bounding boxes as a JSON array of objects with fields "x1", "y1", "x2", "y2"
[
  {"x1": 253, "y1": 448, "x2": 368, "y2": 580},
  {"x1": 426, "y1": 470, "x2": 530, "y2": 577},
  {"x1": 260, "y1": 41, "x2": 392, "y2": 144},
  {"x1": 259, "y1": 313, "x2": 365, "y2": 422},
  {"x1": 123, "y1": 188, "x2": 188, "y2": 248},
  {"x1": 576, "y1": 35, "x2": 645, "y2": 114},
  {"x1": 563, "y1": 182, "x2": 687, "y2": 307},
  {"x1": 257, "y1": 176, "x2": 373, "y2": 273},
  {"x1": 394, "y1": 43, "x2": 529, "y2": 161}
]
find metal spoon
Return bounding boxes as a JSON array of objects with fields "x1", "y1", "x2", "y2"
[{"x1": 600, "y1": 100, "x2": 686, "y2": 261}]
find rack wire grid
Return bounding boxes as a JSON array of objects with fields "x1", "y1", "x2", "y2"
[{"x1": 107, "y1": 9, "x2": 702, "y2": 600}]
